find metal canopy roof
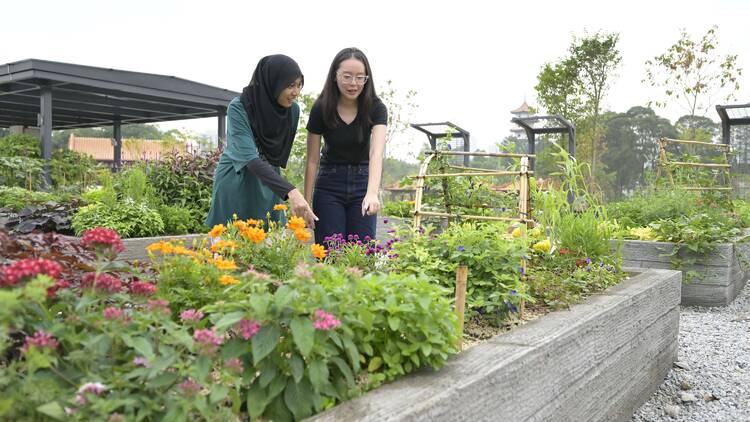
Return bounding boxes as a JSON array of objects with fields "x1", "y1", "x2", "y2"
[
  {"x1": 0, "y1": 58, "x2": 239, "y2": 129},
  {"x1": 717, "y1": 103, "x2": 750, "y2": 145},
  {"x1": 510, "y1": 115, "x2": 576, "y2": 170},
  {"x1": 410, "y1": 121, "x2": 471, "y2": 166}
]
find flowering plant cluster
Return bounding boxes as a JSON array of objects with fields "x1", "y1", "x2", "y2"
[{"x1": 322, "y1": 232, "x2": 397, "y2": 272}]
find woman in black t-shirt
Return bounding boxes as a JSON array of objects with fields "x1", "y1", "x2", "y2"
[{"x1": 304, "y1": 47, "x2": 388, "y2": 245}]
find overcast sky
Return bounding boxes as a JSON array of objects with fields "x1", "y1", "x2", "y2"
[{"x1": 3, "y1": 0, "x2": 749, "y2": 159}]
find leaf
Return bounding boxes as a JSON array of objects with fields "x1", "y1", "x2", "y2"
[
  {"x1": 267, "y1": 375, "x2": 287, "y2": 401},
  {"x1": 308, "y1": 359, "x2": 329, "y2": 391},
  {"x1": 290, "y1": 317, "x2": 315, "y2": 357},
  {"x1": 221, "y1": 338, "x2": 248, "y2": 360},
  {"x1": 209, "y1": 385, "x2": 229, "y2": 404},
  {"x1": 251, "y1": 324, "x2": 280, "y2": 364},
  {"x1": 147, "y1": 372, "x2": 179, "y2": 389},
  {"x1": 122, "y1": 335, "x2": 155, "y2": 360},
  {"x1": 36, "y1": 402, "x2": 65, "y2": 420},
  {"x1": 367, "y1": 357, "x2": 383, "y2": 372},
  {"x1": 387, "y1": 316, "x2": 401, "y2": 331},
  {"x1": 289, "y1": 354, "x2": 304, "y2": 383},
  {"x1": 330, "y1": 356, "x2": 355, "y2": 387},
  {"x1": 213, "y1": 311, "x2": 245, "y2": 330},
  {"x1": 284, "y1": 377, "x2": 314, "y2": 421},
  {"x1": 246, "y1": 382, "x2": 269, "y2": 419},
  {"x1": 194, "y1": 355, "x2": 211, "y2": 382},
  {"x1": 341, "y1": 336, "x2": 361, "y2": 372},
  {"x1": 259, "y1": 359, "x2": 278, "y2": 388}
]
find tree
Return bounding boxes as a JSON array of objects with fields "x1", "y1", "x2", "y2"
[
  {"x1": 602, "y1": 106, "x2": 678, "y2": 198},
  {"x1": 535, "y1": 31, "x2": 621, "y2": 180},
  {"x1": 644, "y1": 26, "x2": 742, "y2": 140},
  {"x1": 674, "y1": 115, "x2": 719, "y2": 142},
  {"x1": 379, "y1": 80, "x2": 418, "y2": 151}
]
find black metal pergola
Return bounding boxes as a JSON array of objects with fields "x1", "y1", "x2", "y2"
[
  {"x1": 0, "y1": 58, "x2": 238, "y2": 184},
  {"x1": 410, "y1": 122, "x2": 471, "y2": 166},
  {"x1": 511, "y1": 115, "x2": 576, "y2": 171},
  {"x1": 717, "y1": 103, "x2": 750, "y2": 145}
]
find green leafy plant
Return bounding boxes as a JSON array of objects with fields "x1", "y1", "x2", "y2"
[{"x1": 72, "y1": 199, "x2": 164, "y2": 238}]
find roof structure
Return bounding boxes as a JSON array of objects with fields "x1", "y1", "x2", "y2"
[
  {"x1": 716, "y1": 103, "x2": 750, "y2": 144},
  {"x1": 510, "y1": 115, "x2": 576, "y2": 171}
]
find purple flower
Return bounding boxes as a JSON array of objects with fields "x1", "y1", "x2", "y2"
[
  {"x1": 519, "y1": 266, "x2": 525, "y2": 275},
  {"x1": 456, "y1": 245, "x2": 465, "y2": 252},
  {"x1": 179, "y1": 378, "x2": 201, "y2": 396},
  {"x1": 236, "y1": 319, "x2": 261, "y2": 340},
  {"x1": 510, "y1": 290, "x2": 517, "y2": 296},
  {"x1": 383, "y1": 218, "x2": 389, "y2": 224},
  {"x1": 22, "y1": 330, "x2": 59, "y2": 353},
  {"x1": 193, "y1": 328, "x2": 224, "y2": 354},
  {"x1": 133, "y1": 356, "x2": 151, "y2": 368}
]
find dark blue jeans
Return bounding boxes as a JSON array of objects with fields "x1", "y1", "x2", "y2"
[{"x1": 313, "y1": 163, "x2": 376, "y2": 245}]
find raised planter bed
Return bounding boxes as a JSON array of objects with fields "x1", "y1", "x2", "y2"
[
  {"x1": 619, "y1": 235, "x2": 750, "y2": 306},
  {"x1": 65, "y1": 233, "x2": 206, "y2": 262},
  {"x1": 308, "y1": 268, "x2": 681, "y2": 422}
]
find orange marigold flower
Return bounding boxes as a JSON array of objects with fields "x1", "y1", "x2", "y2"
[
  {"x1": 311, "y1": 244, "x2": 327, "y2": 260},
  {"x1": 211, "y1": 240, "x2": 238, "y2": 253},
  {"x1": 213, "y1": 257, "x2": 237, "y2": 270},
  {"x1": 272, "y1": 204, "x2": 288, "y2": 211},
  {"x1": 246, "y1": 219, "x2": 263, "y2": 227},
  {"x1": 241, "y1": 227, "x2": 266, "y2": 244},
  {"x1": 208, "y1": 224, "x2": 226, "y2": 238},
  {"x1": 147, "y1": 240, "x2": 174, "y2": 254},
  {"x1": 294, "y1": 229, "x2": 312, "y2": 242},
  {"x1": 219, "y1": 274, "x2": 240, "y2": 285},
  {"x1": 286, "y1": 216, "x2": 306, "y2": 231},
  {"x1": 232, "y1": 220, "x2": 248, "y2": 230},
  {"x1": 172, "y1": 245, "x2": 197, "y2": 257}
]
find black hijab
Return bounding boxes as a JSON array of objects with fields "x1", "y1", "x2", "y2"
[{"x1": 239, "y1": 54, "x2": 303, "y2": 167}]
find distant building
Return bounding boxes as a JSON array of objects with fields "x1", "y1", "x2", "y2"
[
  {"x1": 510, "y1": 100, "x2": 532, "y2": 140},
  {"x1": 67, "y1": 134, "x2": 187, "y2": 163}
]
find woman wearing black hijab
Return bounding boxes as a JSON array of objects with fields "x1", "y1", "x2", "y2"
[{"x1": 206, "y1": 55, "x2": 317, "y2": 229}]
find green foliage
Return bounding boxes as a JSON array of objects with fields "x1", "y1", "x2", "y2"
[
  {"x1": 0, "y1": 133, "x2": 40, "y2": 157},
  {"x1": 148, "y1": 151, "x2": 219, "y2": 222},
  {"x1": 381, "y1": 200, "x2": 414, "y2": 218},
  {"x1": 159, "y1": 205, "x2": 205, "y2": 235},
  {"x1": 0, "y1": 156, "x2": 44, "y2": 189},
  {"x1": 50, "y1": 148, "x2": 99, "y2": 188},
  {"x1": 115, "y1": 164, "x2": 158, "y2": 205},
  {"x1": 0, "y1": 187, "x2": 60, "y2": 211},
  {"x1": 72, "y1": 199, "x2": 164, "y2": 238}
]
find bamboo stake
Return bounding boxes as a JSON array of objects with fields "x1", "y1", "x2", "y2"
[
  {"x1": 661, "y1": 137, "x2": 730, "y2": 148},
  {"x1": 447, "y1": 164, "x2": 503, "y2": 172},
  {"x1": 517, "y1": 156, "x2": 529, "y2": 319},
  {"x1": 415, "y1": 211, "x2": 533, "y2": 223},
  {"x1": 679, "y1": 186, "x2": 733, "y2": 191},
  {"x1": 665, "y1": 162, "x2": 731, "y2": 168},
  {"x1": 417, "y1": 171, "x2": 533, "y2": 178},
  {"x1": 434, "y1": 151, "x2": 537, "y2": 158},
  {"x1": 455, "y1": 265, "x2": 468, "y2": 351},
  {"x1": 413, "y1": 153, "x2": 435, "y2": 230}
]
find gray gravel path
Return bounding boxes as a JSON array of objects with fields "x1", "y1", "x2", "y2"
[{"x1": 632, "y1": 283, "x2": 750, "y2": 421}]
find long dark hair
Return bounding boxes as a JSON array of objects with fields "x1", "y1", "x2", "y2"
[{"x1": 316, "y1": 47, "x2": 378, "y2": 130}]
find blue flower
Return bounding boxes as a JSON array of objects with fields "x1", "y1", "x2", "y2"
[
  {"x1": 519, "y1": 266, "x2": 525, "y2": 275},
  {"x1": 456, "y1": 245, "x2": 465, "y2": 252},
  {"x1": 510, "y1": 289, "x2": 517, "y2": 296}
]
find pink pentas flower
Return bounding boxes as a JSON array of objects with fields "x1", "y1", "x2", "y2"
[
  {"x1": 180, "y1": 309, "x2": 204, "y2": 322},
  {"x1": 102, "y1": 307, "x2": 124, "y2": 320},
  {"x1": 75, "y1": 382, "x2": 107, "y2": 406},
  {"x1": 81, "y1": 227, "x2": 125, "y2": 254},
  {"x1": 147, "y1": 299, "x2": 171, "y2": 316},
  {"x1": 179, "y1": 378, "x2": 201, "y2": 396},
  {"x1": 224, "y1": 358, "x2": 244, "y2": 374},
  {"x1": 128, "y1": 280, "x2": 157, "y2": 296},
  {"x1": 193, "y1": 328, "x2": 224, "y2": 354},
  {"x1": 22, "y1": 330, "x2": 59, "y2": 353},
  {"x1": 313, "y1": 310, "x2": 341, "y2": 331},
  {"x1": 47, "y1": 279, "x2": 71, "y2": 298},
  {"x1": 133, "y1": 356, "x2": 151, "y2": 368},
  {"x1": 235, "y1": 319, "x2": 260, "y2": 340},
  {"x1": 1, "y1": 258, "x2": 62, "y2": 287}
]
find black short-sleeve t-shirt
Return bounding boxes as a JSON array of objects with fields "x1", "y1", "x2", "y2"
[{"x1": 306, "y1": 99, "x2": 388, "y2": 164}]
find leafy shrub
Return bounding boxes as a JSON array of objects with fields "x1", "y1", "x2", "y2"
[
  {"x1": 0, "y1": 187, "x2": 61, "y2": 211},
  {"x1": 159, "y1": 205, "x2": 205, "y2": 235},
  {"x1": 72, "y1": 200, "x2": 164, "y2": 238},
  {"x1": 148, "y1": 150, "x2": 219, "y2": 220},
  {"x1": 115, "y1": 164, "x2": 158, "y2": 205},
  {"x1": 0, "y1": 156, "x2": 45, "y2": 189},
  {"x1": 0, "y1": 133, "x2": 40, "y2": 157},
  {"x1": 381, "y1": 200, "x2": 414, "y2": 218},
  {"x1": 50, "y1": 148, "x2": 99, "y2": 188},
  {"x1": 1, "y1": 200, "x2": 81, "y2": 235}
]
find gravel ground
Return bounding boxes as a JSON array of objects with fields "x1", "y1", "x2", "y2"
[{"x1": 632, "y1": 283, "x2": 750, "y2": 421}]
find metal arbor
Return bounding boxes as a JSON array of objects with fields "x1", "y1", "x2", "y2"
[
  {"x1": 510, "y1": 115, "x2": 576, "y2": 171},
  {"x1": 410, "y1": 122, "x2": 471, "y2": 166},
  {"x1": 0, "y1": 59, "x2": 239, "y2": 183}
]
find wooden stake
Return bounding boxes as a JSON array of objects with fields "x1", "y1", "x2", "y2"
[{"x1": 455, "y1": 265, "x2": 468, "y2": 351}]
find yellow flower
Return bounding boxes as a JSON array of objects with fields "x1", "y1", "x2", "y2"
[
  {"x1": 213, "y1": 257, "x2": 238, "y2": 270},
  {"x1": 511, "y1": 227, "x2": 524, "y2": 238},
  {"x1": 629, "y1": 227, "x2": 658, "y2": 241},
  {"x1": 146, "y1": 240, "x2": 174, "y2": 254},
  {"x1": 311, "y1": 243, "x2": 327, "y2": 260},
  {"x1": 247, "y1": 219, "x2": 263, "y2": 227},
  {"x1": 286, "y1": 216, "x2": 306, "y2": 231},
  {"x1": 532, "y1": 239, "x2": 552, "y2": 253},
  {"x1": 529, "y1": 227, "x2": 544, "y2": 239},
  {"x1": 294, "y1": 228, "x2": 312, "y2": 242},
  {"x1": 208, "y1": 224, "x2": 226, "y2": 238},
  {"x1": 219, "y1": 274, "x2": 240, "y2": 285},
  {"x1": 241, "y1": 227, "x2": 266, "y2": 244},
  {"x1": 273, "y1": 204, "x2": 288, "y2": 211},
  {"x1": 172, "y1": 245, "x2": 198, "y2": 257},
  {"x1": 211, "y1": 240, "x2": 238, "y2": 253}
]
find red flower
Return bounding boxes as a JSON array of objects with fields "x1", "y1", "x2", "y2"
[
  {"x1": 47, "y1": 279, "x2": 71, "y2": 298},
  {"x1": 81, "y1": 228, "x2": 125, "y2": 255},
  {"x1": 22, "y1": 330, "x2": 59, "y2": 353},
  {"x1": 559, "y1": 248, "x2": 571, "y2": 255},
  {"x1": 1, "y1": 258, "x2": 62, "y2": 287},
  {"x1": 128, "y1": 280, "x2": 157, "y2": 296},
  {"x1": 80, "y1": 272, "x2": 123, "y2": 294}
]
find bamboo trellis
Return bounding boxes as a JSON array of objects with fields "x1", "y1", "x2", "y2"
[{"x1": 655, "y1": 137, "x2": 733, "y2": 191}]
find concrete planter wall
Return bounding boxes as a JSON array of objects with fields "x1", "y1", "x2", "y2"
[
  {"x1": 308, "y1": 268, "x2": 681, "y2": 422},
  {"x1": 619, "y1": 236, "x2": 750, "y2": 306},
  {"x1": 65, "y1": 234, "x2": 206, "y2": 262}
]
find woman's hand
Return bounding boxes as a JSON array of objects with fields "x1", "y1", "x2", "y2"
[
  {"x1": 361, "y1": 193, "x2": 380, "y2": 217},
  {"x1": 288, "y1": 189, "x2": 318, "y2": 229}
]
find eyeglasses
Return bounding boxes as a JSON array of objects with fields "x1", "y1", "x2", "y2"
[{"x1": 337, "y1": 72, "x2": 369, "y2": 85}]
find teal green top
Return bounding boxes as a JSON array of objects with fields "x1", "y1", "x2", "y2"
[{"x1": 205, "y1": 97, "x2": 299, "y2": 227}]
